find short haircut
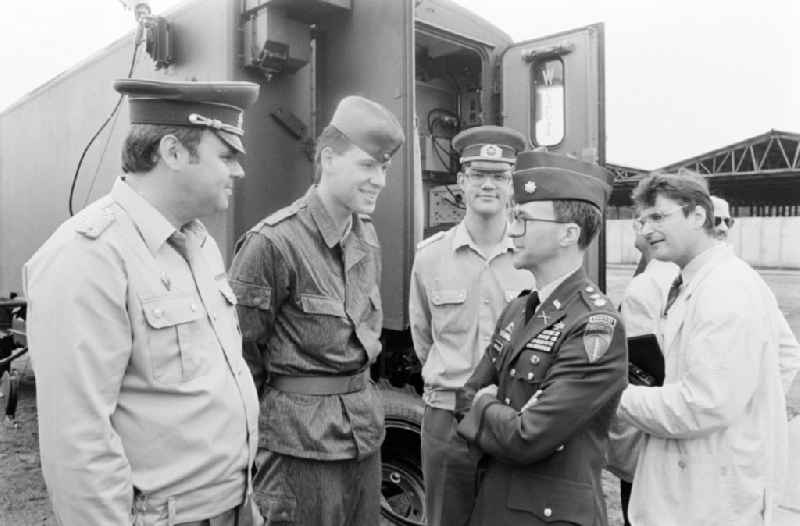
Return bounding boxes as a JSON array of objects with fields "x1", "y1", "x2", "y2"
[
  {"x1": 313, "y1": 125, "x2": 354, "y2": 182},
  {"x1": 121, "y1": 124, "x2": 204, "y2": 174},
  {"x1": 552, "y1": 200, "x2": 602, "y2": 249},
  {"x1": 631, "y1": 170, "x2": 713, "y2": 232}
]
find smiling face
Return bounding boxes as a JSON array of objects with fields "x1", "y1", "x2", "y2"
[
  {"x1": 174, "y1": 130, "x2": 244, "y2": 216},
  {"x1": 321, "y1": 143, "x2": 388, "y2": 215},
  {"x1": 458, "y1": 161, "x2": 514, "y2": 218},
  {"x1": 508, "y1": 201, "x2": 568, "y2": 270},
  {"x1": 635, "y1": 195, "x2": 708, "y2": 267}
]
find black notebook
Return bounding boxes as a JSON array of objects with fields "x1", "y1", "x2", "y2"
[{"x1": 627, "y1": 333, "x2": 664, "y2": 386}]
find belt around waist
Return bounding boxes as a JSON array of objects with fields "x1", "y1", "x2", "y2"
[{"x1": 268, "y1": 370, "x2": 369, "y2": 395}]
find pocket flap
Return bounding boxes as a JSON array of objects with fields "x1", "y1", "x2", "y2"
[
  {"x1": 431, "y1": 289, "x2": 467, "y2": 306},
  {"x1": 300, "y1": 293, "x2": 346, "y2": 317},
  {"x1": 507, "y1": 471, "x2": 594, "y2": 523},
  {"x1": 230, "y1": 280, "x2": 271, "y2": 310},
  {"x1": 142, "y1": 294, "x2": 203, "y2": 329}
]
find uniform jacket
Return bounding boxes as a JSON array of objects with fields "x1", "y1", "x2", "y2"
[
  {"x1": 24, "y1": 179, "x2": 259, "y2": 526},
  {"x1": 456, "y1": 268, "x2": 627, "y2": 526},
  {"x1": 229, "y1": 186, "x2": 384, "y2": 461},
  {"x1": 408, "y1": 223, "x2": 534, "y2": 410},
  {"x1": 618, "y1": 244, "x2": 789, "y2": 526}
]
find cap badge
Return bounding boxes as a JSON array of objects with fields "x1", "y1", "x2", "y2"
[
  {"x1": 480, "y1": 144, "x2": 502, "y2": 158},
  {"x1": 524, "y1": 180, "x2": 537, "y2": 194}
]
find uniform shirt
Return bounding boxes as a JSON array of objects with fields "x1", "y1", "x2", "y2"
[
  {"x1": 455, "y1": 268, "x2": 627, "y2": 526},
  {"x1": 409, "y1": 222, "x2": 534, "y2": 410},
  {"x1": 24, "y1": 178, "x2": 259, "y2": 526},
  {"x1": 620, "y1": 259, "x2": 679, "y2": 338},
  {"x1": 618, "y1": 243, "x2": 789, "y2": 525},
  {"x1": 229, "y1": 187, "x2": 384, "y2": 460}
]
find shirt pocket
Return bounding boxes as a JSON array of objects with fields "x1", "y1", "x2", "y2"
[
  {"x1": 141, "y1": 292, "x2": 210, "y2": 385},
  {"x1": 299, "y1": 293, "x2": 346, "y2": 318},
  {"x1": 430, "y1": 288, "x2": 469, "y2": 335}
]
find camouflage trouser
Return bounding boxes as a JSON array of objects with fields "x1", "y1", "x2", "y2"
[{"x1": 252, "y1": 449, "x2": 380, "y2": 526}]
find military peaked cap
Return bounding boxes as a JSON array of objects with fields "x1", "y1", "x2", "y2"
[
  {"x1": 513, "y1": 151, "x2": 612, "y2": 210},
  {"x1": 329, "y1": 96, "x2": 405, "y2": 162},
  {"x1": 452, "y1": 125, "x2": 527, "y2": 167},
  {"x1": 114, "y1": 78, "x2": 260, "y2": 153}
]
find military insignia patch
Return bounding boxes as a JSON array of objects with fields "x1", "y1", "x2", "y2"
[
  {"x1": 524, "y1": 180, "x2": 536, "y2": 194},
  {"x1": 499, "y1": 321, "x2": 515, "y2": 342},
  {"x1": 583, "y1": 314, "x2": 617, "y2": 363}
]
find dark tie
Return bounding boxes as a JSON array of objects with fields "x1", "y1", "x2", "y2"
[
  {"x1": 169, "y1": 231, "x2": 195, "y2": 267},
  {"x1": 525, "y1": 291, "x2": 540, "y2": 324},
  {"x1": 663, "y1": 274, "x2": 683, "y2": 316}
]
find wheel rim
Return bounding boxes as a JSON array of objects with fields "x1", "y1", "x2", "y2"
[{"x1": 380, "y1": 459, "x2": 426, "y2": 525}]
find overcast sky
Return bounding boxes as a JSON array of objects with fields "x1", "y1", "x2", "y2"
[{"x1": 1, "y1": 0, "x2": 797, "y2": 168}]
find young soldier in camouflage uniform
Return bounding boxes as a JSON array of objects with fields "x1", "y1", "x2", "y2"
[{"x1": 229, "y1": 96, "x2": 404, "y2": 526}]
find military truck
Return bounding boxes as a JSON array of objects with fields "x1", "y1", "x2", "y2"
[{"x1": 0, "y1": 0, "x2": 606, "y2": 523}]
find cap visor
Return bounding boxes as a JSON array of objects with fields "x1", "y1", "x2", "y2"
[{"x1": 216, "y1": 130, "x2": 245, "y2": 154}]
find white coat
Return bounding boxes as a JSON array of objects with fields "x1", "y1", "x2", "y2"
[{"x1": 618, "y1": 244, "x2": 789, "y2": 526}]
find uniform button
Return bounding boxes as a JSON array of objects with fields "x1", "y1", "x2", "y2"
[
  {"x1": 544, "y1": 508, "x2": 552, "y2": 517},
  {"x1": 527, "y1": 372, "x2": 534, "y2": 380},
  {"x1": 492, "y1": 357, "x2": 497, "y2": 363},
  {"x1": 556, "y1": 444, "x2": 565, "y2": 452},
  {"x1": 504, "y1": 397, "x2": 511, "y2": 404},
  {"x1": 153, "y1": 308, "x2": 163, "y2": 318},
  {"x1": 509, "y1": 368, "x2": 516, "y2": 376},
  {"x1": 190, "y1": 303, "x2": 198, "y2": 312},
  {"x1": 482, "y1": 298, "x2": 490, "y2": 305},
  {"x1": 584, "y1": 286, "x2": 594, "y2": 292},
  {"x1": 530, "y1": 355, "x2": 540, "y2": 365}
]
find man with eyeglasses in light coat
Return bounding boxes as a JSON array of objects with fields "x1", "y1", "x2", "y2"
[
  {"x1": 409, "y1": 125, "x2": 533, "y2": 526},
  {"x1": 616, "y1": 173, "x2": 799, "y2": 525}
]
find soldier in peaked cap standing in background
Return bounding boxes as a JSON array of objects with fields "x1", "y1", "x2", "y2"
[
  {"x1": 24, "y1": 79, "x2": 261, "y2": 526},
  {"x1": 454, "y1": 151, "x2": 627, "y2": 526},
  {"x1": 228, "y1": 95, "x2": 404, "y2": 526},
  {"x1": 408, "y1": 125, "x2": 533, "y2": 526}
]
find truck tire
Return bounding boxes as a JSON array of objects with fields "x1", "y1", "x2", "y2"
[{"x1": 378, "y1": 382, "x2": 427, "y2": 526}]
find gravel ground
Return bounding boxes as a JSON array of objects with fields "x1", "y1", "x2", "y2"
[{"x1": 1, "y1": 265, "x2": 798, "y2": 526}]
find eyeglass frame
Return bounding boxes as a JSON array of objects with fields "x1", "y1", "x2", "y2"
[
  {"x1": 714, "y1": 216, "x2": 735, "y2": 228},
  {"x1": 462, "y1": 167, "x2": 513, "y2": 185},
  {"x1": 509, "y1": 206, "x2": 573, "y2": 237},
  {"x1": 632, "y1": 204, "x2": 689, "y2": 232}
]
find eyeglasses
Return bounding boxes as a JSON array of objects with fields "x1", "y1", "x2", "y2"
[
  {"x1": 632, "y1": 205, "x2": 686, "y2": 232},
  {"x1": 714, "y1": 216, "x2": 734, "y2": 228},
  {"x1": 464, "y1": 169, "x2": 512, "y2": 184},
  {"x1": 510, "y1": 209, "x2": 570, "y2": 236}
]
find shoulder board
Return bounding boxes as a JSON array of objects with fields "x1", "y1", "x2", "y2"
[
  {"x1": 416, "y1": 231, "x2": 446, "y2": 251},
  {"x1": 75, "y1": 207, "x2": 116, "y2": 239},
  {"x1": 517, "y1": 289, "x2": 532, "y2": 298},
  {"x1": 579, "y1": 287, "x2": 613, "y2": 310},
  {"x1": 260, "y1": 200, "x2": 304, "y2": 228}
]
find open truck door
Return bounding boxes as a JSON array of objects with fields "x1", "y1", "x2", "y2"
[{"x1": 500, "y1": 23, "x2": 608, "y2": 289}]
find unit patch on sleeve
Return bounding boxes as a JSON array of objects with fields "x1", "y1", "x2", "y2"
[{"x1": 583, "y1": 314, "x2": 617, "y2": 363}]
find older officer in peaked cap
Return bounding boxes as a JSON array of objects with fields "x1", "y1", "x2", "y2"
[
  {"x1": 24, "y1": 79, "x2": 262, "y2": 526},
  {"x1": 229, "y1": 95, "x2": 403, "y2": 526},
  {"x1": 409, "y1": 125, "x2": 533, "y2": 526},
  {"x1": 455, "y1": 151, "x2": 627, "y2": 526}
]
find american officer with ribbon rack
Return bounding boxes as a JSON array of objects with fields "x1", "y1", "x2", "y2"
[{"x1": 454, "y1": 151, "x2": 627, "y2": 526}]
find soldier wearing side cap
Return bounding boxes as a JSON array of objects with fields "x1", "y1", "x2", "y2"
[
  {"x1": 454, "y1": 152, "x2": 627, "y2": 526},
  {"x1": 24, "y1": 79, "x2": 261, "y2": 526},
  {"x1": 228, "y1": 96, "x2": 404, "y2": 526},
  {"x1": 408, "y1": 125, "x2": 534, "y2": 526}
]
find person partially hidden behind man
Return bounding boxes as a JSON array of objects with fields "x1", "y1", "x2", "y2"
[
  {"x1": 454, "y1": 151, "x2": 627, "y2": 526},
  {"x1": 409, "y1": 125, "x2": 533, "y2": 526},
  {"x1": 229, "y1": 95, "x2": 404, "y2": 526},
  {"x1": 24, "y1": 79, "x2": 261, "y2": 526}
]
